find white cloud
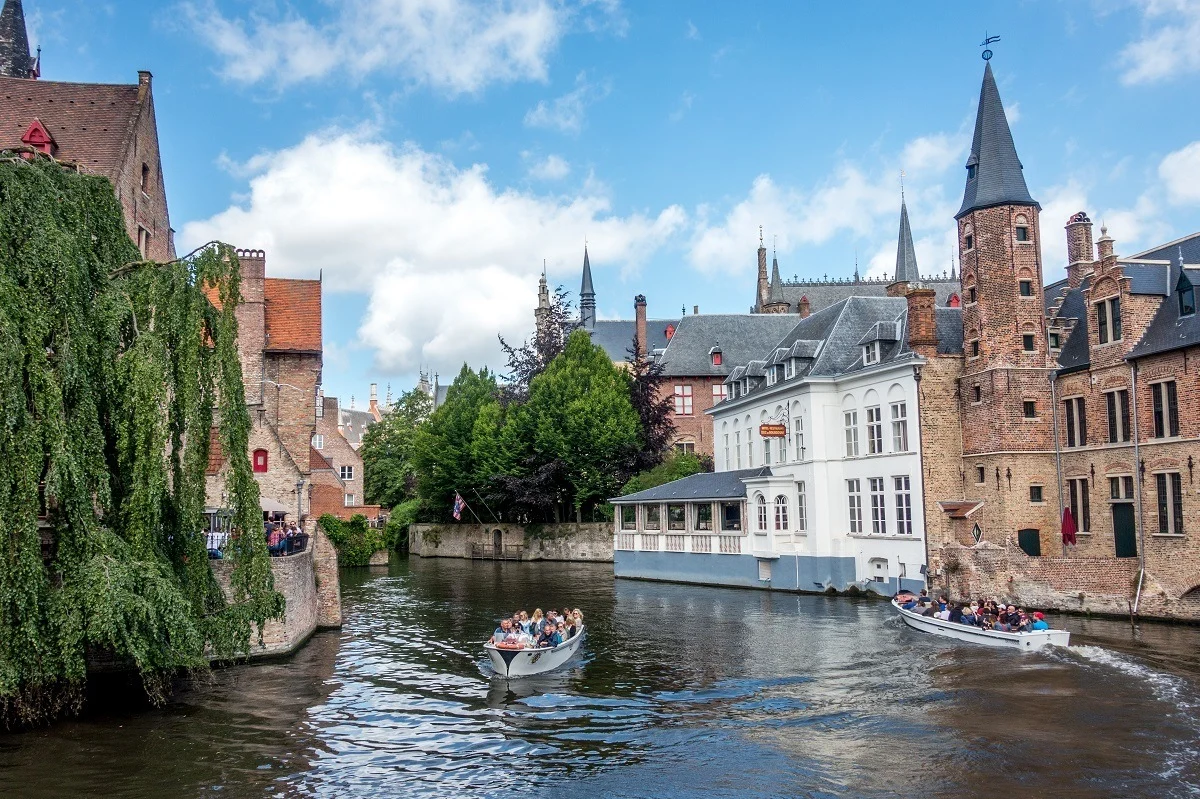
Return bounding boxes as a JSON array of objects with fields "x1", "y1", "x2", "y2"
[
  {"x1": 180, "y1": 129, "x2": 685, "y2": 374},
  {"x1": 685, "y1": 20, "x2": 700, "y2": 40},
  {"x1": 1119, "y1": 0, "x2": 1200, "y2": 85},
  {"x1": 669, "y1": 91, "x2": 695, "y2": 123},
  {"x1": 1004, "y1": 102, "x2": 1020, "y2": 125},
  {"x1": 524, "y1": 72, "x2": 611, "y2": 134},
  {"x1": 179, "y1": 0, "x2": 618, "y2": 94},
  {"x1": 1037, "y1": 178, "x2": 1170, "y2": 277},
  {"x1": 1159, "y1": 140, "x2": 1200, "y2": 204},
  {"x1": 526, "y1": 153, "x2": 571, "y2": 180}
]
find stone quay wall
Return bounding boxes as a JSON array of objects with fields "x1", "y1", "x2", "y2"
[{"x1": 410, "y1": 522, "x2": 613, "y2": 562}]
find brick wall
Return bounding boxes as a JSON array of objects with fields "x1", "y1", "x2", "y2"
[
  {"x1": 310, "y1": 523, "x2": 343, "y2": 628},
  {"x1": 410, "y1": 522, "x2": 614, "y2": 561},
  {"x1": 233, "y1": 250, "x2": 266, "y2": 406},
  {"x1": 317, "y1": 396, "x2": 366, "y2": 506},
  {"x1": 661, "y1": 376, "x2": 726, "y2": 459},
  {"x1": 263, "y1": 352, "x2": 320, "y2": 483},
  {"x1": 211, "y1": 547, "x2": 317, "y2": 658},
  {"x1": 113, "y1": 73, "x2": 174, "y2": 261}
]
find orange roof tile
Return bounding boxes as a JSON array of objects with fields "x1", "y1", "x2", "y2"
[
  {"x1": 205, "y1": 427, "x2": 224, "y2": 475},
  {"x1": 264, "y1": 278, "x2": 322, "y2": 353}
]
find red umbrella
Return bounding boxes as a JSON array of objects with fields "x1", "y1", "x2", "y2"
[{"x1": 1061, "y1": 507, "x2": 1077, "y2": 546}]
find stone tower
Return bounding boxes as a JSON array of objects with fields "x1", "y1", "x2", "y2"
[
  {"x1": 0, "y1": 0, "x2": 36, "y2": 79},
  {"x1": 579, "y1": 246, "x2": 596, "y2": 330},
  {"x1": 534, "y1": 266, "x2": 550, "y2": 339},
  {"x1": 755, "y1": 230, "x2": 769, "y2": 311}
]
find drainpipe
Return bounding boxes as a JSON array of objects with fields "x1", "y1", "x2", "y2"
[
  {"x1": 1130, "y1": 362, "x2": 1146, "y2": 614},
  {"x1": 1050, "y1": 372, "x2": 1065, "y2": 557}
]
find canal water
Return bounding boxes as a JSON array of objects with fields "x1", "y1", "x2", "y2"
[{"x1": 3, "y1": 558, "x2": 1200, "y2": 799}]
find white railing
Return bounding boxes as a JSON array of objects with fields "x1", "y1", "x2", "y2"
[
  {"x1": 665, "y1": 535, "x2": 685, "y2": 552},
  {"x1": 719, "y1": 535, "x2": 741, "y2": 554},
  {"x1": 640, "y1": 533, "x2": 660, "y2": 551},
  {"x1": 691, "y1": 535, "x2": 712, "y2": 553},
  {"x1": 616, "y1": 533, "x2": 636, "y2": 551}
]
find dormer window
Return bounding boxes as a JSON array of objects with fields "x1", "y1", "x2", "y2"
[
  {"x1": 785, "y1": 360, "x2": 794, "y2": 379},
  {"x1": 711, "y1": 349, "x2": 723, "y2": 366},
  {"x1": 767, "y1": 369, "x2": 777, "y2": 386},
  {"x1": 1179, "y1": 274, "x2": 1195, "y2": 317},
  {"x1": 863, "y1": 341, "x2": 880, "y2": 365},
  {"x1": 967, "y1": 164, "x2": 977, "y2": 181}
]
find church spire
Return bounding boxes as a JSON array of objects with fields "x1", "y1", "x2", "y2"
[
  {"x1": 768, "y1": 256, "x2": 785, "y2": 303},
  {"x1": 894, "y1": 198, "x2": 920, "y2": 283},
  {"x1": 579, "y1": 245, "x2": 596, "y2": 329},
  {"x1": 956, "y1": 61, "x2": 1037, "y2": 219},
  {"x1": 0, "y1": 0, "x2": 35, "y2": 79}
]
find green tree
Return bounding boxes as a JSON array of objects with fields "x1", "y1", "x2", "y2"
[
  {"x1": 620, "y1": 451, "x2": 709, "y2": 496},
  {"x1": 359, "y1": 388, "x2": 432, "y2": 508},
  {"x1": 519, "y1": 330, "x2": 642, "y2": 518},
  {"x1": 412, "y1": 364, "x2": 499, "y2": 520}
]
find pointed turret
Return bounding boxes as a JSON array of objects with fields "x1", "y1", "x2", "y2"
[
  {"x1": 579, "y1": 246, "x2": 596, "y2": 329},
  {"x1": 894, "y1": 200, "x2": 920, "y2": 283},
  {"x1": 0, "y1": 0, "x2": 35, "y2": 79},
  {"x1": 956, "y1": 62, "x2": 1037, "y2": 219},
  {"x1": 762, "y1": 256, "x2": 790, "y2": 313}
]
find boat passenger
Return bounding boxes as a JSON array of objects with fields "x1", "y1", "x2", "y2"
[
  {"x1": 1030, "y1": 612, "x2": 1049, "y2": 630},
  {"x1": 530, "y1": 608, "x2": 545, "y2": 635},
  {"x1": 518, "y1": 611, "x2": 532, "y2": 634},
  {"x1": 959, "y1": 605, "x2": 976, "y2": 626},
  {"x1": 537, "y1": 623, "x2": 562, "y2": 648},
  {"x1": 490, "y1": 619, "x2": 513, "y2": 644},
  {"x1": 948, "y1": 603, "x2": 964, "y2": 624}
]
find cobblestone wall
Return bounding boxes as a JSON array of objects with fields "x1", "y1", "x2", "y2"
[
  {"x1": 410, "y1": 522, "x2": 614, "y2": 562},
  {"x1": 211, "y1": 548, "x2": 317, "y2": 659}
]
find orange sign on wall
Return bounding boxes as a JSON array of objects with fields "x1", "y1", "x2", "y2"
[{"x1": 759, "y1": 423, "x2": 787, "y2": 438}]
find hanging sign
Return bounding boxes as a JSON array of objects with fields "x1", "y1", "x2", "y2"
[
  {"x1": 971, "y1": 523, "x2": 983, "y2": 543},
  {"x1": 759, "y1": 423, "x2": 788, "y2": 438}
]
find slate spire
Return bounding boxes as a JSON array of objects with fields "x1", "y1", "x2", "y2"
[
  {"x1": 768, "y1": 256, "x2": 785, "y2": 303},
  {"x1": 0, "y1": 0, "x2": 35, "y2": 79},
  {"x1": 894, "y1": 199, "x2": 920, "y2": 283},
  {"x1": 956, "y1": 62, "x2": 1037, "y2": 219},
  {"x1": 579, "y1": 245, "x2": 596, "y2": 329}
]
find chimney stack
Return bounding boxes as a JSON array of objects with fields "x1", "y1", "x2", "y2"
[
  {"x1": 798, "y1": 295, "x2": 811, "y2": 319},
  {"x1": 905, "y1": 286, "x2": 938, "y2": 355},
  {"x1": 693, "y1": 305, "x2": 699, "y2": 315},
  {"x1": 369, "y1": 382, "x2": 379, "y2": 418},
  {"x1": 634, "y1": 294, "x2": 648, "y2": 358},
  {"x1": 1096, "y1": 224, "x2": 1115, "y2": 264},
  {"x1": 1065, "y1": 212, "x2": 1094, "y2": 289}
]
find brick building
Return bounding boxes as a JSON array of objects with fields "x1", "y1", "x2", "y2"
[
  {"x1": 0, "y1": 0, "x2": 174, "y2": 261},
  {"x1": 914, "y1": 60, "x2": 1200, "y2": 621}
]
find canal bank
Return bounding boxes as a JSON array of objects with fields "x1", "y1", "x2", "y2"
[
  {"x1": 5, "y1": 558, "x2": 1200, "y2": 799},
  {"x1": 409, "y1": 521, "x2": 612, "y2": 562}
]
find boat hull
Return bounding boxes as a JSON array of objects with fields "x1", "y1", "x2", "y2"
[
  {"x1": 893, "y1": 601, "x2": 1070, "y2": 650},
  {"x1": 485, "y1": 629, "x2": 585, "y2": 678}
]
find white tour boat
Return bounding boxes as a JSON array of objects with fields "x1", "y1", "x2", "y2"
[
  {"x1": 485, "y1": 627, "x2": 585, "y2": 678},
  {"x1": 893, "y1": 600, "x2": 1070, "y2": 650}
]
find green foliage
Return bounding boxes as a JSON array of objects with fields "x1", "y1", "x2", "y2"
[
  {"x1": 620, "y1": 451, "x2": 709, "y2": 496},
  {"x1": 0, "y1": 155, "x2": 281, "y2": 727},
  {"x1": 319, "y1": 514, "x2": 391, "y2": 566},
  {"x1": 359, "y1": 388, "x2": 432, "y2": 508}
]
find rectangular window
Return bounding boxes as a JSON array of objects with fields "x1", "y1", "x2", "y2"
[
  {"x1": 786, "y1": 360, "x2": 795, "y2": 378},
  {"x1": 694, "y1": 503, "x2": 713, "y2": 531},
  {"x1": 1016, "y1": 226, "x2": 1030, "y2": 243},
  {"x1": 869, "y1": 477, "x2": 887, "y2": 535},
  {"x1": 621, "y1": 505, "x2": 637, "y2": 530},
  {"x1": 965, "y1": 234, "x2": 975, "y2": 251},
  {"x1": 1019, "y1": 279, "x2": 1033, "y2": 295},
  {"x1": 1024, "y1": 400, "x2": 1037, "y2": 419},
  {"x1": 866, "y1": 406, "x2": 883, "y2": 454},
  {"x1": 313, "y1": 434, "x2": 325, "y2": 450},
  {"x1": 973, "y1": 385, "x2": 982, "y2": 403},
  {"x1": 712, "y1": 384, "x2": 728, "y2": 403},
  {"x1": 723, "y1": 434, "x2": 730, "y2": 470},
  {"x1": 137, "y1": 226, "x2": 151, "y2": 258},
  {"x1": 971, "y1": 340, "x2": 980, "y2": 357},
  {"x1": 667, "y1": 504, "x2": 686, "y2": 531},
  {"x1": 767, "y1": 369, "x2": 777, "y2": 386},
  {"x1": 1106, "y1": 390, "x2": 1131, "y2": 443},
  {"x1": 844, "y1": 411, "x2": 859, "y2": 457},
  {"x1": 747, "y1": 429, "x2": 754, "y2": 467},
  {"x1": 344, "y1": 493, "x2": 356, "y2": 506},
  {"x1": 711, "y1": 351, "x2": 723, "y2": 366},
  {"x1": 645, "y1": 504, "x2": 661, "y2": 530},
  {"x1": 891, "y1": 402, "x2": 908, "y2": 451},
  {"x1": 894, "y1": 475, "x2": 913, "y2": 534},
  {"x1": 1068, "y1": 478, "x2": 1091, "y2": 533},
  {"x1": 968, "y1": 286, "x2": 977, "y2": 303},
  {"x1": 976, "y1": 465, "x2": 986, "y2": 484},
  {"x1": 864, "y1": 342, "x2": 880, "y2": 365},
  {"x1": 1030, "y1": 485, "x2": 1044, "y2": 503},
  {"x1": 1156, "y1": 472, "x2": 1185, "y2": 536},
  {"x1": 1063, "y1": 397, "x2": 1086, "y2": 447},
  {"x1": 721, "y1": 502, "x2": 742, "y2": 532},
  {"x1": 1109, "y1": 475, "x2": 1134, "y2": 500},
  {"x1": 796, "y1": 482, "x2": 807, "y2": 532},
  {"x1": 774, "y1": 497, "x2": 789, "y2": 531},
  {"x1": 674, "y1": 442, "x2": 696, "y2": 454},
  {"x1": 339, "y1": 465, "x2": 354, "y2": 481},
  {"x1": 763, "y1": 437, "x2": 771, "y2": 465},
  {"x1": 1023, "y1": 334, "x2": 1035, "y2": 351},
  {"x1": 1096, "y1": 297, "x2": 1123, "y2": 344},
  {"x1": 793, "y1": 416, "x2": 805, "y2": 461},
  {"x1": 673, "y1": 385, "x2": 693, "y2": 415},
  {"x1": 1152, "y1": 381, "x2": 1180, "y2": 438},
  {"x1": 1049, "y1": 332, "x2": 1061, "y2": 349},
  {"x1": 847, "y1": 479, "x2": 863, "y2": 534},
  {"x1": 735, "y1": 431, "x2": 742, "y2": 467}
]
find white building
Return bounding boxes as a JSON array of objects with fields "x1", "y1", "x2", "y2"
[{"x1": 613, "y1": 203, "x2": 955, "y2": 595}]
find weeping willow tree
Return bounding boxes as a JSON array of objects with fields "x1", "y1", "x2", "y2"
[{"x1": 0, "y1": 154, "x2": 283, "y2": 727}]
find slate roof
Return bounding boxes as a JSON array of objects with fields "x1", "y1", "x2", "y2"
[
  {"x1": 772, "y1": 276, "x2": 959, "y2": 315},
  {"x1": 338, "y1": 407, "x2": 376, "y2": 446},
  {"x1": 589, "y1": 318, "x2": 677, "y2": 362},
  {"x1": 264, "y1": 278, "x2": 322, "y2": 353},
  {"x1": 1132, "y1": 231, "x2": 1200, "y2": 265},
  {"x1": 957, "y1": 62, "x2": 1038, "y2": 218},
  {"x1": 0, "y1": 75, "x2": 143, "y2": 180},
  {"x1": 894, "y1": 201, "x2": 920, "y2": 283},
  {"x1": 612, "y1": 467, "x2": 772, "y2": 503},
  {"x1": 656, "y1": 314, "x2": 800, "y2": 377},
  {"x1": 0, "y1": 0, "x2": 35, "y2": 78},
  {"x1": 1127, "y1": 265, "x2": 1200, "y2": 360},
  {"x1": 767, "y1": 258, "x2": 786, "y2": 303},
  {"x1": 935, "y1": 307, "x2": 965, "y2": 355}
]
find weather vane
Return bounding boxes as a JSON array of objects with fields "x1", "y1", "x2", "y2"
[{"x1": 980, "y1": 33, "x2": 1000, "y2": 61}]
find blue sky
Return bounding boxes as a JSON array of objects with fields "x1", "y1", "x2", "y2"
[{"x1": 26, "y1": 0, "x2": 1200, "y2": 404}]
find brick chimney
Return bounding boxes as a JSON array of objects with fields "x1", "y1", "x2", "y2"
[
  {"x1": 368, "y1": 382, "x2": 379, "y2": 420},
  {"x1": 634, "y1": 294, "x2": 648, "y2": 358},
  {"x1": 1096, "y1": 224, "x2": 1115, "y2": 264},
  {"x1": 905, "y1": 286, "x2": 938, "y2": 355},
  {"x1": 798, "y1": 295, "x2": 811, "y2": 319},
  {"x1": 1065, "y1": 212, "x2": 1094, "y2": 289},
  {"x1": 233, "y1": 248, "x2": 266, "y2": 406}
]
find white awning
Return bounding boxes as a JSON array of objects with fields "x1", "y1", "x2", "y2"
[{"x1": 259, "y1": 497, "x2": 290, "y2": 513}]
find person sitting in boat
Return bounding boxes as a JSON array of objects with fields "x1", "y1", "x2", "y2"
[
  {"x1": 1029, "y1": 611, "x2": 1049, "y2": 630},
  {"x1": 959, "y1": 603, "x2": 976, "y2": 626},
  {"x1": 537, "y1": 623, "x2": 563, "y2": 648},
  {"x1": 518, "y1": 611, "x2": 532, "y2": 634},
  {"x1": 490, "y1": 619, "x2": 514, "y2": 644},
  {"x1": 530, "y1": 608, "x2": 545, "y2": 635}
]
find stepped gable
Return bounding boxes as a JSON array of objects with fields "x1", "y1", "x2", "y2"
[
  {"x1": 264, "y1": 278, "x2": 322, "y2": 353},
  {"x1": 0, "y1": 76, "x2": 142, "y2": 178}
]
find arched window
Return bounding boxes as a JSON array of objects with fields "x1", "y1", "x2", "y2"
[
  {"x1": 252, "y1": 448, "x2": 269, "y2": 473},
  {"x1": 756, "y1": 494, "x2": 768, "y2": 531},
  {"x1": 774, "y1": 495, "x2": 789, "y2": 531},
  {"x1": 948, "y1": 292, "x2": 961, "y2": 308}
]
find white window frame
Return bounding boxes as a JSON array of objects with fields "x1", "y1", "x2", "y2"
[
  {"x1": 866, "y1": 406, "x2": 883, "y2": 455},
  {"x1": 756, "y1": 494, "x2": 769, "y2": 532},
  {"x1": 869, "y1": 477, "x2": 887, "y2": 535},
  {"x1": 344, "y1": 493, "x2": 356, "y2": 506},
  {"x1": 894, "y1": 475, "x2": 913, "y2": 534},
  {"x1": 844, "y1": 410, "x2": 859, "y2": 457},
  {"x1": 712, "y1": 384, "x2": 728, "y2": 404},
  {"x1": 673, "y1": 384, "x2": 693, "y2": 415},
  {"x1": 890, "y1": 402, "x2": 909, "y2": 452},
  {"x1": 735, "y1": 431, "x2": 742, "y2": 468},
  {"x1": 774, "y1": 495, "x2": 789, "y2": 531},
  {"x1": 793, "y1": 416, "x2": 805, "y2": 462},
  {"x1": 847, "y1": 479, "x2": 863, "y2": 534},
  {"x1": 796, "y1": 482, "x2": 807, "y2": 532},
  {"x1": 339, "y1": 464, "x2": 354, "y2": 481},
  {"x1": 863, "y1": 341, "x2": 879, "y2": 365}
]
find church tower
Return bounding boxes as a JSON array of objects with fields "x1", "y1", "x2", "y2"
[
  {"x1": 0, "y1": 0, "x2": 37, "y2": 79},
  {"x1": 887, "y1": 197, "x2": 921, "y2": 297},
  {"x1": 761, "y1": 254, "x2": 790, "y2": 314},
  {"x1": 534, "y1": 266, "x2": 551, "y2": 339},
  {"x1": 579, "y1": 246, "x2": 596, "y2": 330}
]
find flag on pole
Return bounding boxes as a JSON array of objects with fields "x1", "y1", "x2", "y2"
[{"x1": 452, "y1": 492, "x2": 467, "y2": 521}]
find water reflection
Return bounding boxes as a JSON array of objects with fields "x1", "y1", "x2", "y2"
[{"x1": 2, "y1": 558, "x2": 1199, "y2": 799}]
